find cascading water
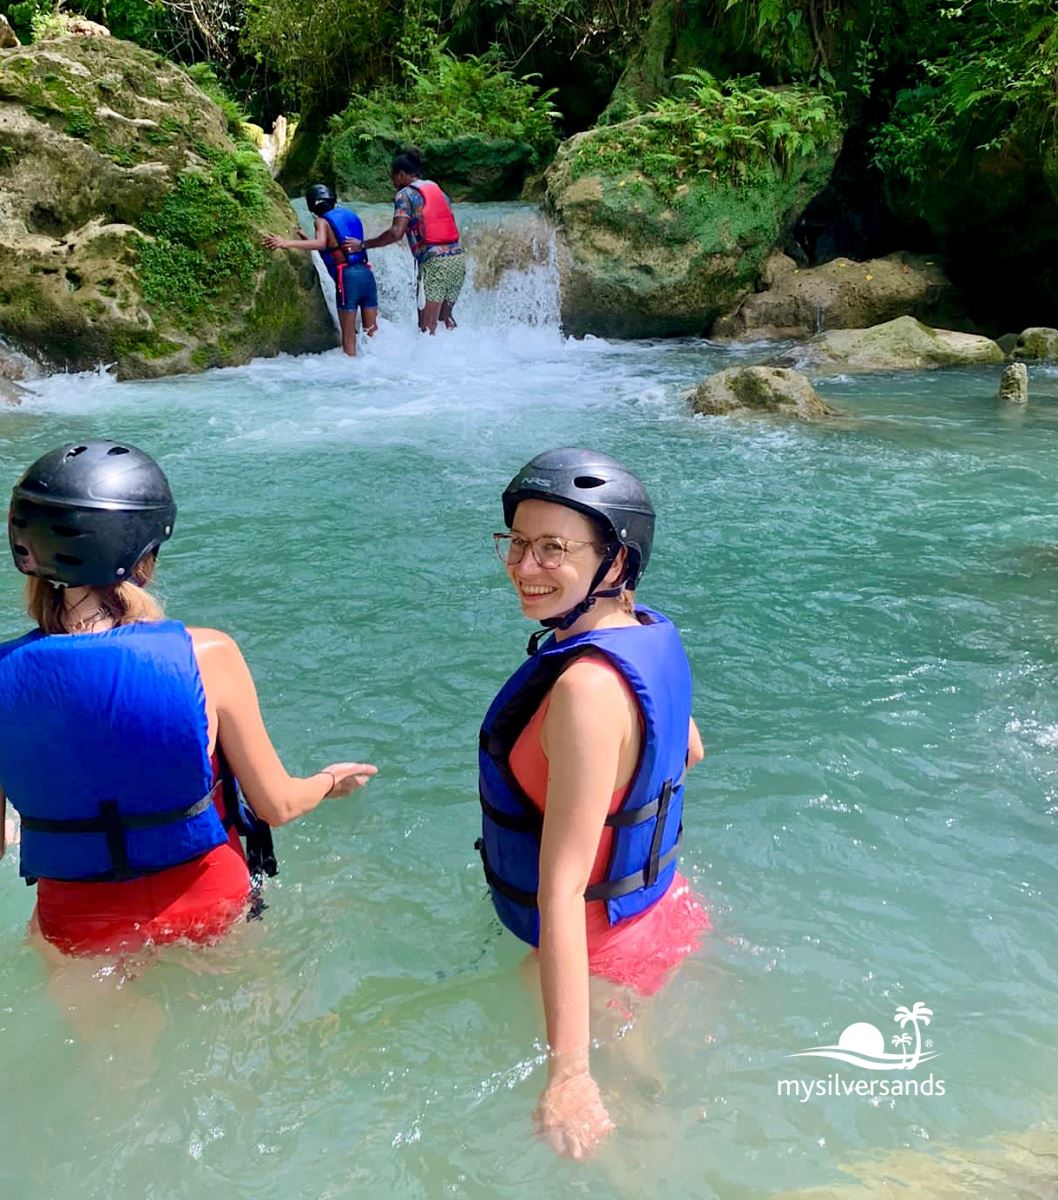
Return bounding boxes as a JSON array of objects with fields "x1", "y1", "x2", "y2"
[{"x1": 297, "y1": 199, "x2": 562, "y2": 336}]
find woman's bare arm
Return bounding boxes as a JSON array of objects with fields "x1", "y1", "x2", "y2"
[{"x1": 191, "y1": 628, "x2": 376, "y2": 826}]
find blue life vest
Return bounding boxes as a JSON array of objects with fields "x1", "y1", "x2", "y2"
[
  {"x1": 477, "y1": 607, "x2": 693, "y2": 947},
  {"x1": 0, "y1": 620, "x2": 241, "y2": 883},
  {"x1": 320, "y1": 206, "x2": 367, "y2": 276}
]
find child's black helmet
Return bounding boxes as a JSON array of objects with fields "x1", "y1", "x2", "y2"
[{"x1": 305, "y1": 183, "x2": 337, "y2": 215}]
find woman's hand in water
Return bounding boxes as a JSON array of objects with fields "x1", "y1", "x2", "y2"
[
  {"x1": 319, "y1": 763, "x2": 378, "y2": 797},
  {"x1": 533, "y1": 1070, "x2": 614, "y2": 1159}
]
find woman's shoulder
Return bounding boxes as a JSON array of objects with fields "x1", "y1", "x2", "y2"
[
  {"x1": 553, "y1": 652, "x2": 635, "y2": 706},
  {"x1": 186, "y1": 626, "x2": 240, "y2": 658}
]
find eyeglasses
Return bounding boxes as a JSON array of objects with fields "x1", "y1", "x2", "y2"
[{"x1": 493, "y1": 532, "x2": 604, "y2": 569}]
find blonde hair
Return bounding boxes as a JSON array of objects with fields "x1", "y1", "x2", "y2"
[{"x1": 26, "y1": 554, "x2": 164, "y2": 634}]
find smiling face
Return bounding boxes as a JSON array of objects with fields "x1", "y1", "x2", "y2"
[{"x1": 506, "y1": 499, "x2": 614, "y2": 623}]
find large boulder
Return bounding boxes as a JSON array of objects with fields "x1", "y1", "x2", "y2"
[
  {"x1": 1011, "y1": 327, "x2": 1058, "y2": 361},
  {"x1": 774, "y1": 316, "x2": 1004, "y2": 373},
  {"x1": 545, "y1": 97, "x2": 840, "y2": 338},
  {"x1": 690, "y1": 366, "x2": 835, "y2": 420},
  {"x1": 0, "y1": 36, "x2": 335, "y2": 379},
  {"x1": 712, "y1": 251, "x2": 960, "y2": 339}
]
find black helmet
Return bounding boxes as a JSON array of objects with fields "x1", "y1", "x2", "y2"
[
  {"x1": 8, "y1": 441, "x2": 176, "y2": 587},
  {"x1": 305, "y1": 183, "x2": 336, "y2": 215},
  {"x1": 502, "y1": 448, "x2": 655, "y2": 587}
]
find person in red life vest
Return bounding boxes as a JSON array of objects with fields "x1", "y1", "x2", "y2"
[
  {"x1": 0, "y1": 441, "x2": 377, "y2": 959},
  {"x1": 262, "y1": 183, "x2": 378, "y2": 357},
  {"x1": 343, "y1": 149, "x2": 465, "y2": 335},
  {"x1": 479, "y1": 448, "x2": 710, "y2": 1159}
]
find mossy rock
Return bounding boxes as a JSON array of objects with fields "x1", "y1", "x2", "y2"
[
  {"x1": 772, "y1": 316, "x2": 1004, "y2": 373},
  {"x1": 0, "y1": 36, "x2": 334, "y2": 378},
  {"x1": 690, "y1": 366, "x2": 835, "y2": 420},
  {"x1": 545, "y1": 112, "x2": 840, "y2": 338},
  {"x1": 321, "y1": 126, "x2": 536, "y2": 202}
]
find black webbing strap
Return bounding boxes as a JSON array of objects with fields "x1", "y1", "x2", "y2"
[
  {"x1": 475, "y1": 838, "x2": 539, "y2": 909},
  {"x1": 604, "y1": 765, "x2": 686, "y2": 829},
  {"x1": 479, "y1": 792, "x2": 543, "y2": 833},
  {"x1": 584, "y1": 829, "x2": 682, "y2": 902},
  {"x1": 19, "y1": 789, "x2": 217, "y2": 835}
]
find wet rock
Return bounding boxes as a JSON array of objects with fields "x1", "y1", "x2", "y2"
[
  {"x1": 998, "y1": 361, "x2": 1028, "y2": 404},
  {"x1": 0, "y1": 377, "x2": 27, "y2": 405},
  {"x1": 0, "y1": 36, "x2": 334, "y2": 379},
  {"x1": 0, "y1": 15, "x2": 19, "y2": 49},
  {"x1": 690, "y1": 366, "x2": 835, "y2": 420},
  {"x1": 712, "y1": 252, "x2": 958, "y2": 340},
  {"x1": 996, "y1": 332, "x2": 1018, "y2": 356},
  {"x1": 773, "y1": 316, "x2": 1004, "y2": 373},
  {"x1": 1012, "y1": 326, "x2": 1058, "y2": 361},
  {"x1": 545, "y1": 107, "x2": 840, "y2": 338}
]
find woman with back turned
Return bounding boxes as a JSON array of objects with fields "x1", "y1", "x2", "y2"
[
  {"x1": 0, "y1": 440, "x2": 376, "y2": 958},
  {"x1": 478, "y1": 448, "x2": 710, "y2": 1158}
]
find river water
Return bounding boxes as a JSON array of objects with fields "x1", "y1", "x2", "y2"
[{"x1": 0, "y1": 203, "x2": 1056, "y2": 1199}]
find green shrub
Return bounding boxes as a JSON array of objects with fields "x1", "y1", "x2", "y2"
[
  {"x1": 321, "y1": 48, "x2": 559, "y2": 167},
  {"x1": 568, "y1": 69, "x2": 839, "y2": 196}
]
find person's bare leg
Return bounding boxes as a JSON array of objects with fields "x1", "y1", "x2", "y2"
[
  {"x1": 338, "y1": 310, "x2": 358, "y2": 356},
  {"x1": 420, "y1": 299, "x2": 443, "y2": 335},
  {"x1": 360, "y1": 306, "x2": 379, "y2": 337},
  {"x1": 440, "y1": 300, "x2": 457, "y2": 330}
]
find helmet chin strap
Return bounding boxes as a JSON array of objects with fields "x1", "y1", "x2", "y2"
[{"x1": 526, "y1": 545, "x2": 623, "y2": 655}]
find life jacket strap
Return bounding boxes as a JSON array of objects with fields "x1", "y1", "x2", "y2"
[
  {"x1": 475, "y1": 837, "x2": 539, "y2": 909},
  {"x1": 479, "y1": 792, "x2": 541, "y2": 832},
  {"x1": 19, "y1": 786, "x2": 218, "y2": 835},
  {"x1": 584, "y1": 829, "x2": 682, "y2": 902}
]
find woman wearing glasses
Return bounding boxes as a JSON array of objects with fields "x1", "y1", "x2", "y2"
[{"x1": 478, "y1": 448, "x2": 709, "y2": 1159}]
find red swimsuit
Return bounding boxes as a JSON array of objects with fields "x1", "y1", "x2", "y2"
[{"x1": 34, "y1": 754, "x2": 252, "y2": 956}]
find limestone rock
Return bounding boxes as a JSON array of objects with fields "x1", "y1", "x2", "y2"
[
  {"x1": 690, "y1": 366, "x2": 835, "y2": 420},
  {"x1": 0, "y1": 15, "x2": 19, "y2": 49},
  {"x1": 545, "y1": 113, "x2": 840, "y2": 339},
  {"x1": 0, "y1": 377, "x2": 26, "y2": 405},
  {"x1": 998, "y1": 361, "x2": 1028, "y2": 403},
  {"x1": 0, "y1": 36, "x2": 335, "y2": 379},
  {"x1": 66, "y1": 18, "x2": 111, "y2": 37},
  {"x1": 1012, "y1": 326, "x2": 1058, "y2": 361},
  {"x1": 773, "y1": 316, "x2": 1004, "y2": 373},
  {"x1": 712, "y1": 252, "x2": 958, "y2": 339}
]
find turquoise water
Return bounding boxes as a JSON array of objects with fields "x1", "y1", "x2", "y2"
[{"x1": 1, "y1": 208, "x2": 1056, "y2": 1198}]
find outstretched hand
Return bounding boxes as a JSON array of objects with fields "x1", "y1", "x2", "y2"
[
  {"x1": 343, "y1": 237, "x2": 364, "y2": 254},
  {"x1": 533, "y1": 1071, "x2": 614, "y2": 1160},
  {"x1": 262, "y1": 234, "x2": 285, "y2": 250},
  {"x1": 321, "y1": 762, "x2": 378, "y2": 797}
]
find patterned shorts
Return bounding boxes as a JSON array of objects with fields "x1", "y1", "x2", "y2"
[{"x1": 420, "y1": 252, "x2": 467, "y2": 304}]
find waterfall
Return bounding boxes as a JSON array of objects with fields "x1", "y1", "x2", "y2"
[{"x1": 293, "y1": 200, "x2": 562, "y2": 334}]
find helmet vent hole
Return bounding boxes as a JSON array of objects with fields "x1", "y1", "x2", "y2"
[
  {"x1": 63, "y1": 446, "x2": 87, "y2": 461},
  {"x1": 10, "y1": 517, "x2": 27, "y2": 529},
  {"x1": 107, "y1": 446, "x2": 130, "y2": 456},
  {"x1": 51, "y1": 525, "x2": 82, "y2": 538},
  {"x1": 53, "y1": 553, "x2": 82, "y2": 566},
  {"x1": 573, "y1": 475, "x2": 606, "y2": 489},
  {"x1": 12, "y1": 544, "x2": 28, "y2": 557}
]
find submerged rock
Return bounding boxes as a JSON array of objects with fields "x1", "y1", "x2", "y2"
[
  {"x1": 712, "y1": 251, "x2": 959, "y2": 339},
  {"x1": 999, "y1": 361, "x2": 1029, "y2": 404},
  {"x1": 1012, "y1": 326, "x2": 1058, "y2": 361},
  {"x1": 774, "y1": 316, "x2": 1004, "y2": 373},
  {"x1": 0, "y1": 36, "x2": 334, "y2": 379},
  {"x1": 545, "y1": 104, "x2": 840, "y2": 339},
  {"x1": 690, "y1": 366, "x2": 835, "y2": 420}
]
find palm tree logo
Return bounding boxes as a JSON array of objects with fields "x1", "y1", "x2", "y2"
[
  {"x1": 894, "y1": 1002, "x2": 933, "y2": 1070},
  {"x1": 891, "y1": 1032, "x2": 913, "y2": 1066}
]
